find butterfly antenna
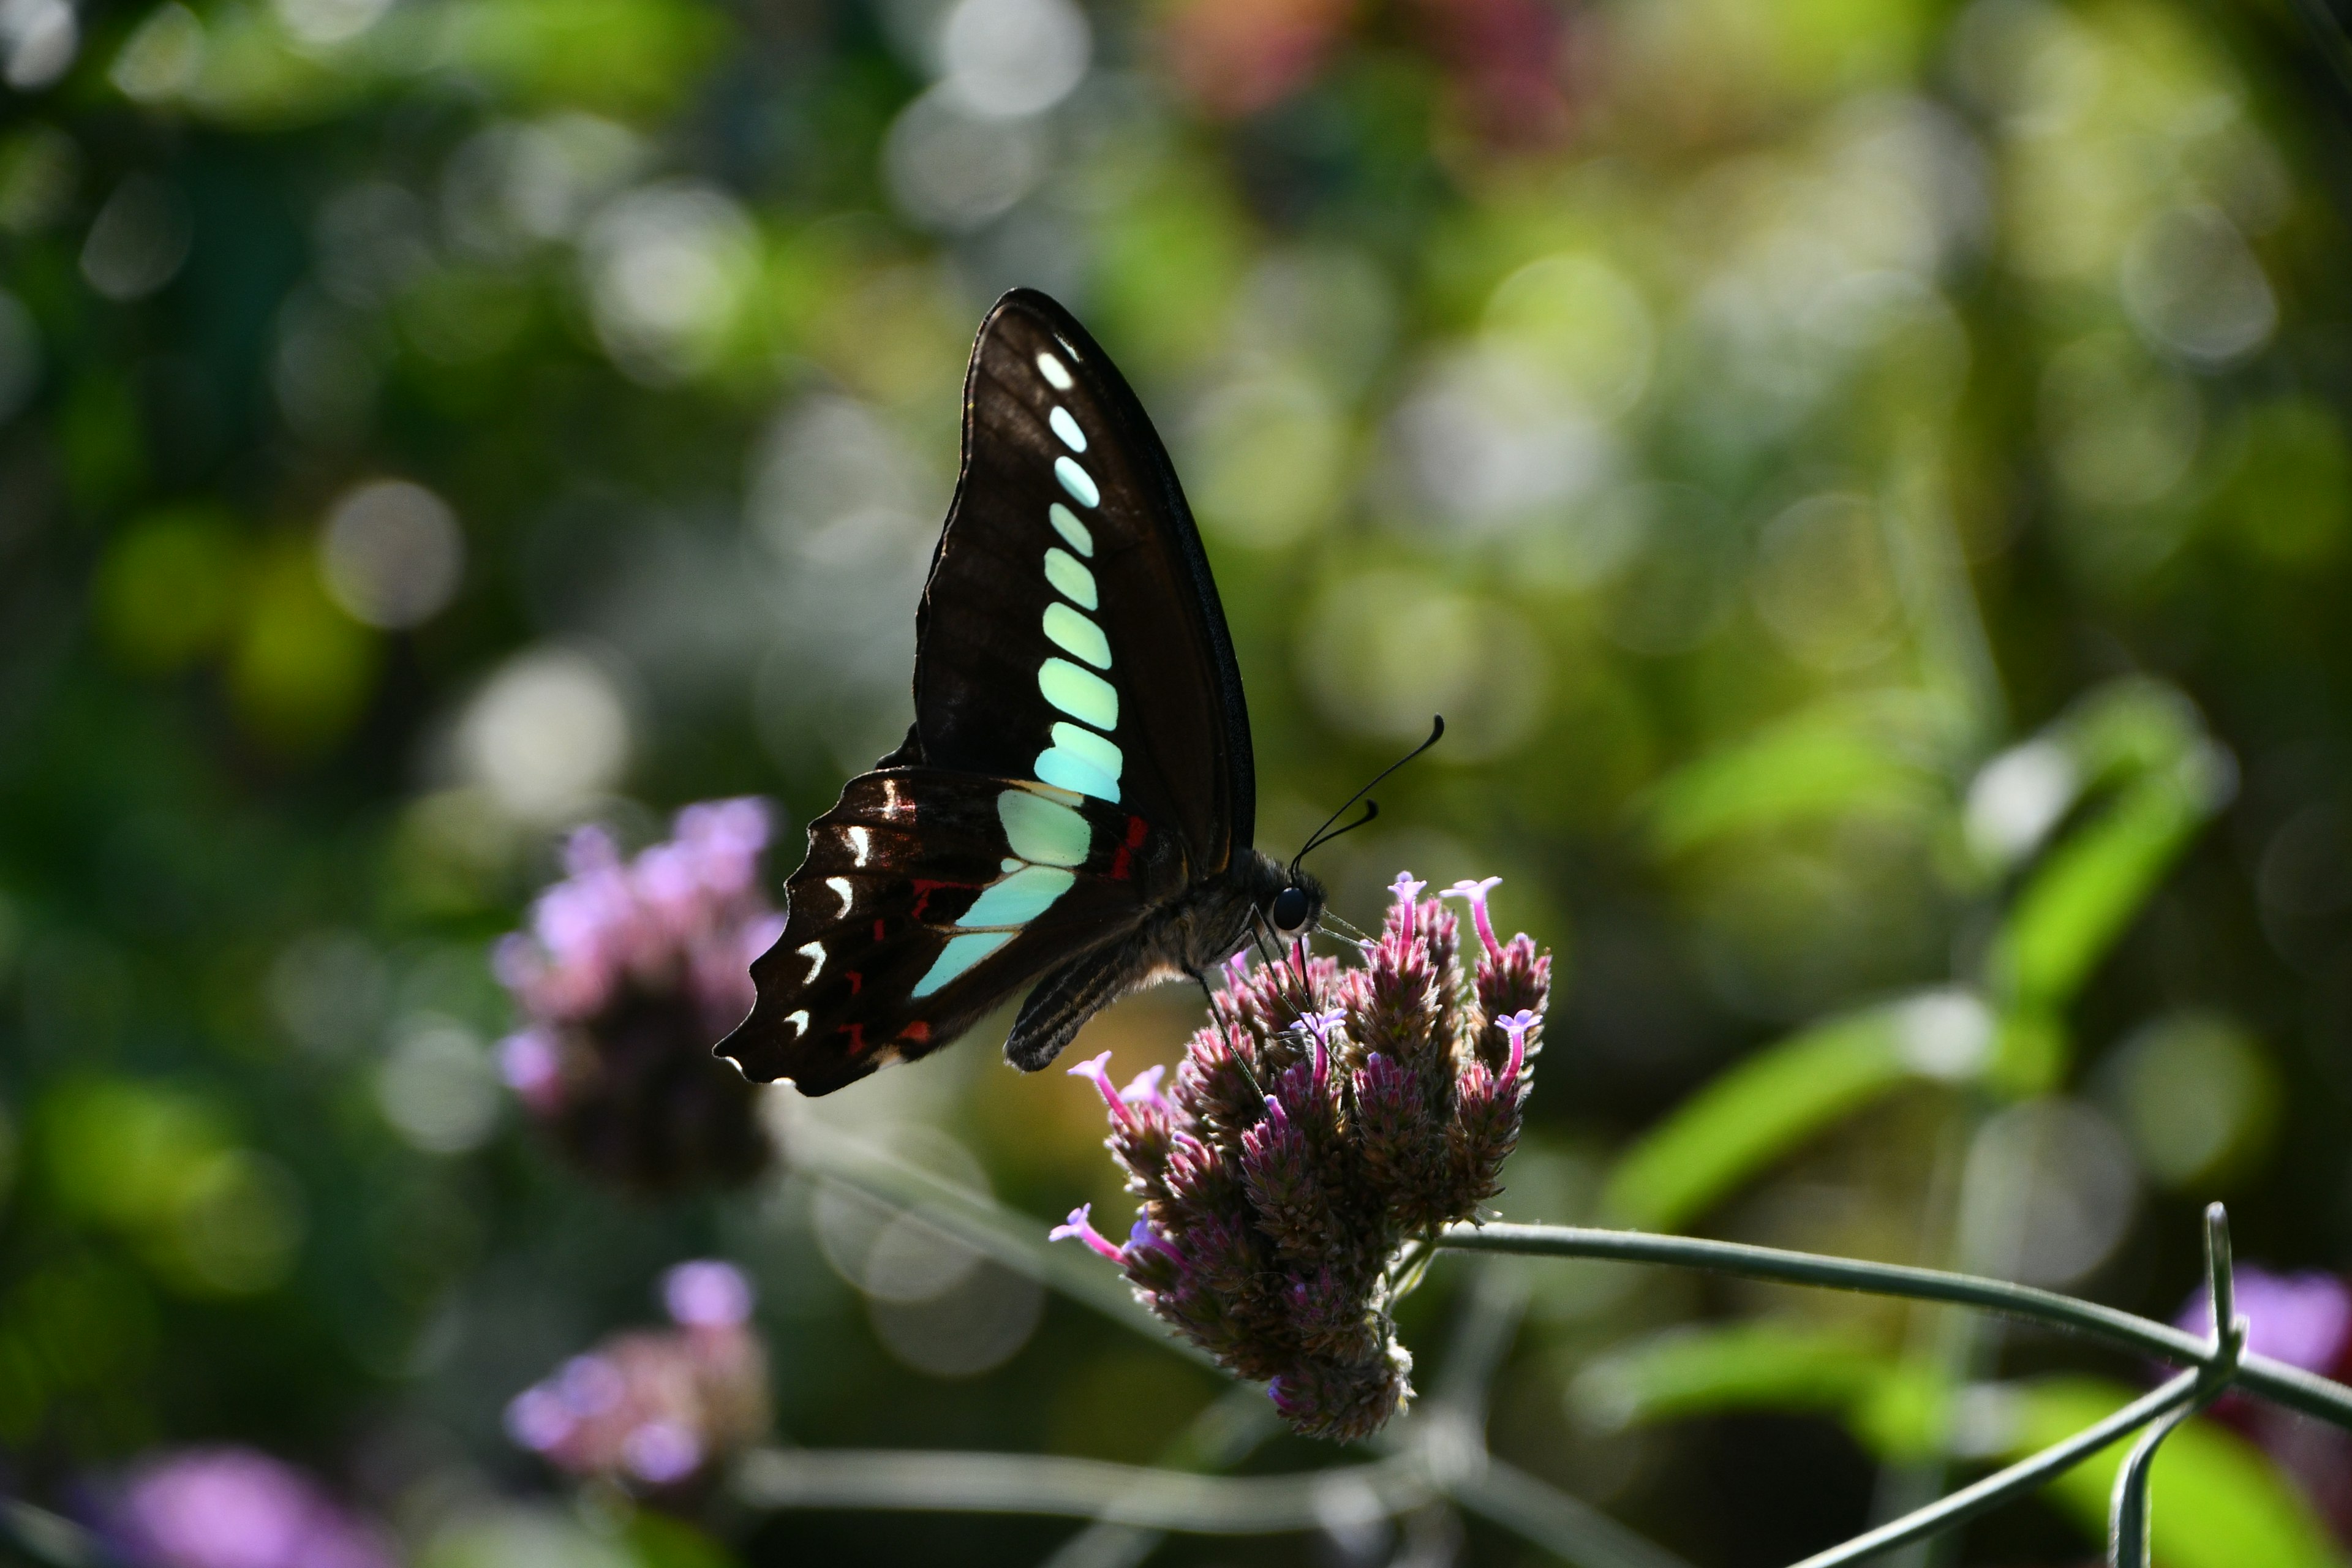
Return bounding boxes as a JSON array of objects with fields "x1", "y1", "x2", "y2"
[{"x1": 1289, "y1": 716, "x2": 1446, "y2": 878}]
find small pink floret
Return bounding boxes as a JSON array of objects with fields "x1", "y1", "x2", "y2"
[
  {"x1": 1442, "y1": 876, "x2": 1505, "y2": 957},
  {"x1": 1067, "y1": 1050, "x2": 1133, "y2": 1125},
  {"x1": 1050, "y1": 1204, "x2": 1126, "y2": 1263}
]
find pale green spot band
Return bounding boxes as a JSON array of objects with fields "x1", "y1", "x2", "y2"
[
  {"x1": 1036, "y1": 352, "x2": 1074, "y2": 391},
  {"x1": 957, "y1": 864, "x2": 1077, "y2": 929},
  {"x1": 1048, "y1": 503, "x2": 1093, "y2": 557},
  {"x1": 1050, "y1": 721, "x2": 1120, "y2": 779},
  {"x1": 1043, "y1": 603, "x2": 1111, "y2": 669},
  {"x1": 1044, "y1": 547, "x2": 1096, "y2": 610},
  {"x1": 998, "y1": 786, "x2": 1093, "y2": 867},
  {"x1": 1055, "y1": 457, "x2": 1099, "y2": 508},
  {"x1": 1036, "y1": 747, "x2": 1118, "y2": 802},
  {"x1": 914, "y1": 932, "x2": 1014, "y2": 997},
  {"x1": 1039, "y1": 658, "x2": 1117, "y2": 731},
  {"x1": 1049, "y1": 406, "x2": 1087, "y2": 452}
]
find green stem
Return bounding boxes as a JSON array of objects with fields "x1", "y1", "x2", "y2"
[
  {"x1": 1435, "y1": 1222, "x2": 2352, "y2": 1431},
  {"x1": 1790, "y1": 1371, "x2": 2201, "y2": 1568}
]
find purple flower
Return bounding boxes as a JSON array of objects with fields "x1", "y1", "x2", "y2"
[
  {"x1": 505, "y1": 1293, "x2": 771, "y2": 1491},
  {"x1": 1052, "y1": 869, "x2": 1551, "y2": 1441},
  {"x1": 109, "y1": 1449, "x2": 392, "y2": 1568},
  {"x1": 493, "y1": 798, "x2": 782, "y2": 1192},
  {"x1": 663, "y1": 1259, "x2": 755, "y2": 1330},
  {"x1": 2179, "y1": 1266, "x2": 2352, "y2": 1376}
]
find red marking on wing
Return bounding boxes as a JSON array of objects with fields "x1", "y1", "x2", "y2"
[
  {"x1": 910, "y1": 879, "x2": 955, "y2": 920},
  {"x1": 1111, "y1": 814, "x2": 1149, "y2": 881},
  {"x1": 900, "y1": 1022, "x2": 931, "y2": 1044},
  {"x1": 846, "y1": 971, "x2": 864, "y2": 995},
  {"x1": 841, "y1": 1023, "x2": 869, "y2": 1055},
  {"x1": 873, "y1": 918, "x2": 888, "y2": 942}
]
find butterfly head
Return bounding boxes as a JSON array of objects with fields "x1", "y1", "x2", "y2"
[{"x1": 1266, "y1": 877, "x2": 1324, "y2": 943}]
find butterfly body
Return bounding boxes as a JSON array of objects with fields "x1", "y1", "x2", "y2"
[{"x1": 721, "y1": 289, "x2": 1321, "y2": 1097}]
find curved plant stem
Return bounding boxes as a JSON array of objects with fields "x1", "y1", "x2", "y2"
[
  {"x1": 1788, "y1": 1371, "x2": 2200, "y2": 1568},
  {"x1": 783, "y1": 1115, "x2": 1694, "y2": 1566},
  {"x1": 2107, "y1": 1205, "x2": 2248, "y2": 1568},
  {"x1": 1436, "y1": 1221, "x2": 2352, "y2": 1431},
  {"x1": 731, "y1": 1447, "x2": 1433, "y2": 1531}
]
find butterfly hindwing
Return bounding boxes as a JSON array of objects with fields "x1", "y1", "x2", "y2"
[{"x1": 720, "y1": 769, "x2": 1178, "y2": 1095}]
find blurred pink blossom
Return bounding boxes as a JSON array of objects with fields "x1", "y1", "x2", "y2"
[
  {"x1": 493, "y1": 799, "x2": 782, "y2": 1190},
  {"x1": 110, "y1": 1448, "x2": 392, "y2": 1568},
  {"x1": 505, "y1": 1259, "x2": 768, "y2": 1490}
]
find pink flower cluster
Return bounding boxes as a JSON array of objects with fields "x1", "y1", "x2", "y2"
[
  {"x1": 108, "y1": 1447, "x2": 392, "y2": 1568},
  {"x1": 496, "y1": 798, "x2": 781, "y2": 1073},
  {"x1": 1056, "y1": 873, "x2": 1548, "y2": 1441},
  {"x1": 492, "y1": 799, "x2": 783, "y2": 1190},
  {"x1": 505, "y1": 1260, "x2": 770, "y2": 1490}
]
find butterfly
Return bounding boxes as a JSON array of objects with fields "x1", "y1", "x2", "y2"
[{"x1": 720, "y1": 288, "x2": 1364, "y2": 1097}]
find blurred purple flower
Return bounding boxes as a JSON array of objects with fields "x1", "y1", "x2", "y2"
[
  {"x1": 2177, "y1": 1265, "x2": 2352, "y2": 1376},
  {"x1": 505, "y1": 1258, "x2": 769, "y2": 1492},
  {"x1": 663, "y1": 1259, "x2": 754, "y2": 1329},
  {"x1": 493, "y1": 798, "x2": 783, "y2": 1191},
  {"x1": 1053, "y1": 872, "x2": 1549, "y2": 1441},
  {"x1": 109, "y1": 1448, "x2": 391, "y2": 1568},
  {"x1": 2177, "y1": 1265, "x2": 2352, "y2": 1542}
]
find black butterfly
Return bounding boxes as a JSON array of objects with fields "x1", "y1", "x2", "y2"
[{"x1": 721, "y1": 288, "x2": 1349, "y2": 1097}]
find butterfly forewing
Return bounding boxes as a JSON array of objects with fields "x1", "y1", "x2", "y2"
[{"x1": 913, "y1": 291, "x2": 1253, "y2": 871}]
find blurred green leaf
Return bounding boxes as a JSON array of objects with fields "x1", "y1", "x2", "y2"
[
  {"x1": 1598, "y1": 991, "x2": 1991, "y2": 1231},
  {"x1": 435, "y1": 0, "x2": 729, "y2": 119},
  {"x1": 40, "y1": 1077, "x2": 233, "y2": 1232},
  {"x1": 1642, "y1": 695, "x2": 1955, "y2": 856},
  {"x1": 2004, "y1": 1378, "x2": 2344, "y2": 1568},
  {"x1": 625, "y1": 1512, "x2": 742, "y2": 1568},
  {"x1": 1574, "y1": 1321, "x2": 1945, "y2": 1459},
  {"x1": 1989, "y1": 744, "x2": 2232, "y2": 1013}
]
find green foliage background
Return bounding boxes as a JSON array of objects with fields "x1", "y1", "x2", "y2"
[{"x1": 5, "y1": 0, "x2": 2352, "y2": 1561}]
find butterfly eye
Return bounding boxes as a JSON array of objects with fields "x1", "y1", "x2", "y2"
[{"x1": 1270, "y1": 886, "x2": 1312, "y2": 936}]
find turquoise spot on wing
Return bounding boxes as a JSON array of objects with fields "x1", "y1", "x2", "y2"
[
  {"x1": 1039, "y1": 658, "x2": 1117, "y2": 731},
  {"x1": 956, "y1": 864, "x2": 1077, "y2": 929},
  {"x1": 1044, "y1": 547, "x2": 1096, "y2": 609},
  {"x1": 1055, "y1": 457, "x2": 1099, "y2": 508},
  {"x1": 913, "y1": 932, "x2": 1015, "y2": 997},
  {"x1": 1043, "y1": 602, "x2": 1111, "y2": 669},
  {"x1": 1050, "y1": 721, "x2": 1120, "y2": 780},
  {"x1": 1049, "y1": 406, "x2": 1087, "y2": 452},
  {"x1": 1049, "y1": 503, "x2": 1093, "y2": 557},
  {"x1": 1036, "y1": 746, "x2": 1118, "y2": 802},
  {"x1": 998, "y1": 786, "x2": 1093, "y2": 867}
]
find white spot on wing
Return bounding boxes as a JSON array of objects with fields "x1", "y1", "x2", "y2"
[
  {"x1": 785, "y1": 1009, "x2": 809, "y2": 1038},
  {"x1": 848, "y1": 826, "x2": 872, "y2": 867},
  {"x1": 1049, "y1": 405, "x2": 1087, "y2": 452},
  {"x1": 799, "y1": 941, "x2": 826, "y2": 981},
  {"x1": 826, "y1": 876, "x2": 854, "y2": 916},
  {"x1": 1037, "y1": 351, "x2": 1074, "y2": 390}
]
